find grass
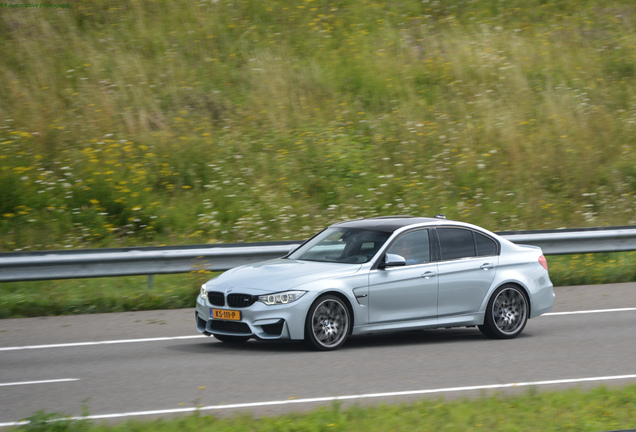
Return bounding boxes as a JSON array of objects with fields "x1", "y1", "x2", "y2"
[
  {"x1": 10, "y1": 385, "x2": 636, "y2": 431},
  {"x1": 0, "y1": 272, "x2": 210, "y2": 319},
  {"x1": 1, "y1": 0, "x2": 635, "y2": 252},
  {"x1": 548, "y1": 252, "x2": 636, "y2": 287}
]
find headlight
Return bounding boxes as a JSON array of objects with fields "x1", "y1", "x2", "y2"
[
  {"x1": 200, "y1": 286, "x2": 208, "y2": 300},
  {"x1": 258, "y1": 290, "x2": 306, "y2": 306}
]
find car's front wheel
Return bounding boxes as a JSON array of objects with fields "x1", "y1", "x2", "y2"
[
  {"x1": 213, "y1": 334, "x2": 250, "y2": 343},
  {"x1": 479, "y1": 285, "x2": 528, "y2": 339},
  {"x1": 305, "y1": 295, "x2": 350, "y2": 351}
]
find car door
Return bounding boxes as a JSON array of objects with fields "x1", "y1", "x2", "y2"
[
  {"x1": 434, "y1": 227, "x2": 499, "y2": 317},
  {"x1": 368, "y1": 229, "x2": 438, "y2": 324}
]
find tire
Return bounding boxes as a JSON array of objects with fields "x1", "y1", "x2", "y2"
[
  {"x1": 479, "y1": 285, "x2": 528, "y2": 339},
  {"x1": 305, "y1": 295, "x2": 351, "y2": 351},
  {"x1": 213, "y1": 334, "x2": 250, "y2": 343}
]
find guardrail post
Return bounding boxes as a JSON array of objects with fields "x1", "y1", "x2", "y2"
[{"x1": 147, "y1": 274, "x2": 155, "y2": 289}]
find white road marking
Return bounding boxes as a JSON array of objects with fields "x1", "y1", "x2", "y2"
[
  {"x1": 0, "y1": 307, "x2": 634, "y2": 352},
  {"x1": 545, "y1": 307, "x2": 636, "y2": 316},
  {"x1": 1, "y1": 373, "x2": 635, "y2": 427},
  {"x1": 0, "y1": 378, "x2": 79, "y2": 387},
  {"x1": 0, "y1": 335, "x2": 206, "y2": 351}
]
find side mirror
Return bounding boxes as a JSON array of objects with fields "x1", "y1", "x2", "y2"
[{"x1": 379, "y1": 253, "x2": 407, "y2": 269}]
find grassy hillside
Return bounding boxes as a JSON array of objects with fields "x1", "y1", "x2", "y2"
[{"x1": 1, "y1": 0, "x2": 635, "y2": 251}]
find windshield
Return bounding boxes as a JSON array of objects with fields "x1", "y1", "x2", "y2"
[{"x1": 288, "y1": 227, "x2": 391, "y2": 264}]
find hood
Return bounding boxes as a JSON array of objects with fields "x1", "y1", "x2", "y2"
[{"x1": 206, "y1": 258, "x2": 362, "y2": 293}]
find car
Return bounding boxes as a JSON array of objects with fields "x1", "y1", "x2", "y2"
[{"x1": 195, "y1": 216, "x2": 555, "y2": 350}]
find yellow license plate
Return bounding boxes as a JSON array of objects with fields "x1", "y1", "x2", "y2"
[{"x1": 211, "y1": 309, "x2": 241, "y2": 321}]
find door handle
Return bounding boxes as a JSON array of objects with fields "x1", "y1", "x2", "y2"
[
  {"x1": 421, "y1": 271, "x2": 437, "y2": 279},
  {"x1": 480, "y1": 263, "x2": 495, "y2": 271}
]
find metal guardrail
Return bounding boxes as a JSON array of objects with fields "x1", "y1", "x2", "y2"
[
  {"x1": 498, "y1": 226, "x2": 636, "y2": 255},
  {"x1": 0, "y1": 242, "x2": 300, "y2": 283},
  {"x1": 0, "y1": 227, "x2": 634, "y2": 283}
]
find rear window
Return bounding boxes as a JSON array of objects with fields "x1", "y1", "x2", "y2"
[
  {"x1": 437, "y1": 227, "x2": 499, "y2": 260},
  {"x1": 475, "y1": 232, "x2": 498, "y2": 256}
]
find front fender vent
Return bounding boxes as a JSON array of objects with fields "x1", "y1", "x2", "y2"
[{"x1": 261, "y1": 320, "x2": 285, "y2": 336}]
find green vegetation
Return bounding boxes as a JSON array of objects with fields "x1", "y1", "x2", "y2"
[
  {"x1": 0, "y1": 273, "x2": 205, "y2": 319},
  {"x1": 1, "y1": 0, "x2": 635, "y2": 252},
  {"x1": 549, "y1": 251, "x2": 636, "y2": 287},
  {"x1": 11, "y1": 385, "x2": 636, "y2": 431}
]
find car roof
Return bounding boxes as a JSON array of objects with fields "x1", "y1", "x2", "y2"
[{"x1": 331, "y1": 216, "x2": 451, "y2": 232}]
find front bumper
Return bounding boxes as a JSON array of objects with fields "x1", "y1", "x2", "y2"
[{"x1": 195, "y1": 294, "x2": 312, "y2": 340}]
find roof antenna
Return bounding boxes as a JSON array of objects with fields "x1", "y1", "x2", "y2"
[{"x1": 434, "y1": 214, "x2": 446, "y2": 219}]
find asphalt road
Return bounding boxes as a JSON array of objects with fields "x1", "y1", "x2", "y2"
[{"x1": 1, "y1": 283, "x2": 635, "y2": 426}]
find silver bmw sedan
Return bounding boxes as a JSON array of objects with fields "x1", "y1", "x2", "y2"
[{"x1": 196, "y1": 216, "x2": 555, "y2": 350}]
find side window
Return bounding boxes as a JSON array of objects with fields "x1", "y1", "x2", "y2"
[
  {"x1": 475, "y1": 232, "x2": 498, "y2": 256},
  {"x1": 387, "y1": 229, "x2": 430, "y2": 265},
  {"x1": 437, "y1": 228, "x2": 476, "y2": 261}
]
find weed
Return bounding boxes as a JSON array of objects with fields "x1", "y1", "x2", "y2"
[{"x1": 1, "y1": 1, "x2": 635, "y2": 252}]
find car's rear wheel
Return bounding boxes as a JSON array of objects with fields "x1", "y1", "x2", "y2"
[
  {"x1": 305, "y1": 295, "x2": 350, "y2": 351},
  {"x1": 479, "y1": 285, "x2": 528, "y2": 339},
  {"x1": 213, "y1": 334, "x2": 250, "y2": 343}
]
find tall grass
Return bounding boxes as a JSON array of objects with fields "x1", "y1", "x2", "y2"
[{"x1": 1, "y1": 0, "x2": 635, "y2": 252}]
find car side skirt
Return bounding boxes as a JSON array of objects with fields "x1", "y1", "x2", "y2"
[{"x1": 351, "y1": 313, "x2": 485, "y2": 335}]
